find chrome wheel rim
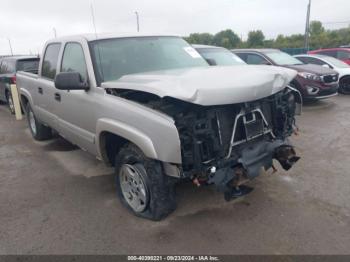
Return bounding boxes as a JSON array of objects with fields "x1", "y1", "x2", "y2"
[
  {"x1": 119, "y1": 164, "x2": 148, "y2": 213},
  {"x1": 28, "y1": 110, "x2": 37, "y2": 135}
]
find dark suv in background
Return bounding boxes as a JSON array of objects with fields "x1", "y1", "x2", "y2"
[
  {"x1": 0, "y1": 56, "x2": 39, "y2": 113},
  {"x1": 232, "y1": 49, "x2": 339, "y2": 101}
]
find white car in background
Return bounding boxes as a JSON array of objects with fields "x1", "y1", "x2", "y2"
[{"x1": 295, "y1": 54, "x2": 350, "y2": 94}]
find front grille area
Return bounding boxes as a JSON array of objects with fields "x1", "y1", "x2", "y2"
[
  {"x1": 172, "y1": 88, "x2": 298, "y2": 176},
  {"x1": 323, "y1": 74, "x2": 339, "y2": 84},
  {"x1": 317, "y1": 86, "x2": 338, "y2": 96}
]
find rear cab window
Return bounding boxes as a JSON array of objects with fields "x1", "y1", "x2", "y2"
[
  {"x1": 41, "y1": 43, "x2": 62, "y2": 80},
  {"x1": 17, "y1": 59, "x2": 40, "y2": 73}
]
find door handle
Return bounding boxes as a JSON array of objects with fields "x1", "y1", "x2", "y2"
[
  {"x1": 54, "y1": 93, "x2": 61, "y2": 102},
  {"x1": 38, "y1": 87, "x2": 43, "y2": 94}
]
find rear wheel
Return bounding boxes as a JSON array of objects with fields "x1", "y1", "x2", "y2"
[
  {"x1": 115, "y1": 144, "x2": 177, "y2": 220},
  {"x1": 26, "y1": 103, "x2": 52, "y2": 141},
  {"x1": 6, "y1": 91, "x2": 15, "y2": 115}
]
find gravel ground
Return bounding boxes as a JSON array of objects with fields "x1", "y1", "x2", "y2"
[{"x1": 0, "y1": 96, "x2": 350, "y2": 255}]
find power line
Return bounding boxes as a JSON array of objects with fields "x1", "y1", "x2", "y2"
[{"x1": 322, "y1": 21, "x2": 350, "y2": 25}]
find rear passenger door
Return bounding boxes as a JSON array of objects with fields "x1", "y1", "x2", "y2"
[{"x1": 35, "y1": 43, "x2": 61, "y2": 130}]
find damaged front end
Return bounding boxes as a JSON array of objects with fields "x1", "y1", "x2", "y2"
[
  {"x1": 110, "y1": 84, "x2": 301, "y2": 200},
  {"x1": 153, "y1": 86, "x2": 301, "y2": 198}
]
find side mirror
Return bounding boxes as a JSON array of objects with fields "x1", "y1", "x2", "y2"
[
  {"x1": 205, "y1": 58, "x2": 217, "y2": 66},
  {"x1": 55, "y1": 72, "x2": 89, "y2": 91},
  {"x1": 322, "y1": 64, "x2": 331, "y2": 68}
]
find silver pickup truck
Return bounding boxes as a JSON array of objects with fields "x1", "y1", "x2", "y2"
[{"x1": 17, "y1": 34, "x2": 301, "y2": 220}]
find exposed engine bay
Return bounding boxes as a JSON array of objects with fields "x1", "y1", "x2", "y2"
[{"x1": 107, "y1": 86, "x2": 301, "y2": 197}]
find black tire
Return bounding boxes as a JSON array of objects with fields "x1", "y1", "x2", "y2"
[
  {"x1": 115, "y1": 144, "x2": 177, "y2": 221},
  {"x1": 26, "y1": 103, "x2": 52, "y2": 141},
  {"x1": 6, "y1": 90, "x2": 15, "y2": 115},
  {"x1": 339, "y1": 77, "x2": 350, "y2": 95}
]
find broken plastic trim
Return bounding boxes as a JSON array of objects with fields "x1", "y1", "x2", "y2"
[{"x1": 287, "y1": 85, "x2": 303, "y2": 115}]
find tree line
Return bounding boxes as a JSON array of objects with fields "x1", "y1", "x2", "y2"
[{"x1": 184, "y1": 21, "x2": 350, "y2": 50}]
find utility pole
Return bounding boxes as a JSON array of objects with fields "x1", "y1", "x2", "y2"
[
  {"x1": 7, "y1": 38, "x2": 13, "y2": 56},
  {"x1": 304, "y1": 0, "x2": 312, "y2": 50},
  {"x1": 135, "y1": 11, "x2": 140, "y2": 32},
  {"x1": 53, "y1": 28, "x2": 57, "y2": 38},
  {"x1": 90, "y1": 3, "x2": 98, "y2": 37}
]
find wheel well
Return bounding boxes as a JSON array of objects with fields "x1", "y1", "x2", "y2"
[
  {"x1": 20, "y1": 95, "x2": 29, "y2": 113},
  {"x1": 99, "y1": 132, "x2": 129, "y2": 166}
]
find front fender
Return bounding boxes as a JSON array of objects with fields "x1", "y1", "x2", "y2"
[{"x1": 96, "y1": 118, "x2": 182, "y2": 164}]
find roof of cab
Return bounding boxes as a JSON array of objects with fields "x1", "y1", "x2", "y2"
[{"x1": 46, "y1": 33, "x2": 180, "y2": 44}]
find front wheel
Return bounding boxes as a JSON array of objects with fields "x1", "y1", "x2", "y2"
[
  {"x1": 115, "y1": 144, "x2": 177, "y2": 221},
  {"x1": 339, "y1": 77, "x2": 350, "y2": 94},
  {"x1": 26, "y1": 103, "x2": 52, "y2": 141}
]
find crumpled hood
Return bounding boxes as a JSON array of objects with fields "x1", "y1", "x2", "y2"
[{"x1": 102, "y1": 65, "x2": 297, "y2": 106}]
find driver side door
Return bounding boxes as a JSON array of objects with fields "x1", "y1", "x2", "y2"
[{"x1": 54, "y1": 42, "x2": 96, "y2": 154}]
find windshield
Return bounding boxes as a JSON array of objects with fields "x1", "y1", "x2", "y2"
[
  {"x1": 322, "y1": 56, "x2": 349, "y2": 68},
  {"x1": 265, "y1": 51, "x2": 303, "y2": 66},
  {"x1": 196, "y1": 48, "x2": 246, "y2": 66},
  {"x1": 90, "y1": 36, "x2": 208, "y2": 83},
  {"x1": 17, "y1": 59, "x2": 39, "y2": 72}
]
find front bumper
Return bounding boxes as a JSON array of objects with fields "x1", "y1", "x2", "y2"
[
  {"x1": 296, "y1": 76, "x2": 339, "y2": 100},
  {"x1": 305, "y1": 83, "x2": 338, "y2": 99},
  {"x1": 207, "y1": 139, "x2": 300, "y2": 191}
]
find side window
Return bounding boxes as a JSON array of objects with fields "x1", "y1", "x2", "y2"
[
  {"x1": 61, "y1": 43, "x2": 88, "y2": 82},
  {"x1": 235, "y1": 53, "x2": 247, "y2": 62},
  {"x1": 296, "y1": 57, "x2": 310, "y2": 64},
  {"x1": 246, "y1": 54, "x2": 269, "y2": 65},
  {"x1": 318, "y1": 50, "x2": 336, "y2": 57},
  {"x1": 42, "y1": 43, "x2": 61, "y2": 80},
  {"x1": 337, "y1": 51, "x2": 350, "y2": 60},
  {"x1": 0, "y1": 60, "x2": 15, "y2": 73},
  {"x1": 300, "y1": 57, "x2": 324, "y2": 66}
]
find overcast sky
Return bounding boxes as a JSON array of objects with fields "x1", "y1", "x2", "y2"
[{"x1": 0, "y1": 0, "x2": 349, "y2": 55}]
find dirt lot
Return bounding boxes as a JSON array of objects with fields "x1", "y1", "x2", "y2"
[{"x1": 0, "y1": 96, "x2": 350, "y2": 255}]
